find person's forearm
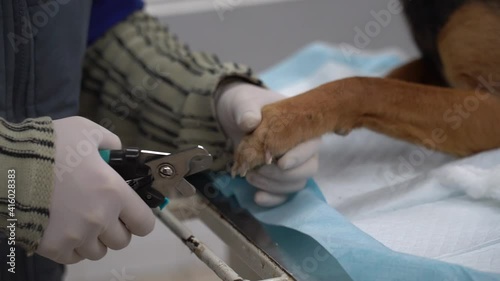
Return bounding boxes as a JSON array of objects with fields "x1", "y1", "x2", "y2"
[
  {"x1": 0, "y1": 117, "x2": 55, "y2": 255},
  {"x1": 80, "y1": 11, "x2": 263, "y2": 170}
]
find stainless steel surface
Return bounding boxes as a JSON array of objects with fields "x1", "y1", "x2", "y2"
[
  {"x1": 159, "y1": 164, "x2": 175, "y2": 177},
  {"x1": 143, "y1": 145, "x2": 213, "y2": 197},
  {"x1": 155, "y1": 196, "x2": 295, "y2": 281},
  {"x1": 141, "y1": 149, "x2": 172, "y2": 157},
  {"x1": 154, "y1": 208, "x2": 249, "y2": 281},
  {"x1": 186, "y1": 172, "x2": 353, "y2": 281},
  {"x1": 260, "y1": 277, "x2": 291, "y2": 281},
  {"x1": 197, "y1": 200, "x2": 295, "y2": 280}
]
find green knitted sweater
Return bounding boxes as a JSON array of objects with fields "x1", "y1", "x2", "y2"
[{"x1": 0, "y1": 11, "x2": 262, "y2": 255}]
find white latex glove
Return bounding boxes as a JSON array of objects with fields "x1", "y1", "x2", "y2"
[
  {"x1": 37, "y1": 117, "x2": 155, "y2": 264},
  {"x1": 216, "y1": 83, "x2": 320, "y2": 207}
]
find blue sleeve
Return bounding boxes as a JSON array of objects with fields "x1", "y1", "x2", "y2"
[{"x1": 88, "y1": 0, "x2": 144, "y2": 45}]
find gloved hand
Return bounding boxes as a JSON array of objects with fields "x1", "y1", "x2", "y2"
[
  {"x1": 216, "y1": 83, "x2": 320, "y2": 207},
  {"x1": 37, "y1": 117, "x2": 155, "y2": 264}
]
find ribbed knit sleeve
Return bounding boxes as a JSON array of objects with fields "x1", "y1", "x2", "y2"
[
  {"x1": 80, "y1": 11, "x2": 263, "y2": 171},
  {"x1": 0, "y1": 117, "x2": 55, "y2": 255}
]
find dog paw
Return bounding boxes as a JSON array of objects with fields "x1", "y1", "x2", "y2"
[{"x1": 231, "y1": 102, "x2": 304, "y2": 177}]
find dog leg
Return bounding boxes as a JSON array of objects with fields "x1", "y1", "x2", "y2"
[
  {"x1": 232, "y1": 77, "x2": 500, "y2": 176},
  {"x1": 232, "y1": 1, "x2": 500, "y2": 176}
]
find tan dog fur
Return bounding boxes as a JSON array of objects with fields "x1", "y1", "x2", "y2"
[{"x1": 232, "y1": 1, "x2": 500, "y2": 176}]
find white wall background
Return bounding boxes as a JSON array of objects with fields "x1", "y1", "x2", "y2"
[{"x1": 144, "y1": 0, "x2": 302, "y2": 17}]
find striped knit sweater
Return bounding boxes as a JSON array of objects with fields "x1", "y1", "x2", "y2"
[{"x1": 0, "y1": 11, "x2": 262, "y2": 254}]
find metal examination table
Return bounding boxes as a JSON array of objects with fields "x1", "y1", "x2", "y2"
[
  {"x1": 158, "y1": 173, "x2": 296, "y2": 281},
  {"x1": 149, "y1": 1, "x2": 416, "y2": 280}
]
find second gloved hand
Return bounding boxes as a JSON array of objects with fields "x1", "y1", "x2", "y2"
[
  {"x1": 36, "y1": 117, "x2": 155, "y2": 264},
  {"x1": 216, "y1": 83, "x2": 320, "y2": 207}
]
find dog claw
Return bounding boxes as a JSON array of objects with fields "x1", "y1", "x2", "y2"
[
  {"x1": 265, "y1": 150, "x2": 273, "y2": 165},
  {"x1": 334, "y1": 128, "x2": 351, "y2": 136},
  {"x1": 238, "y1": 163, "x2": 248, "y2": 177}
]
